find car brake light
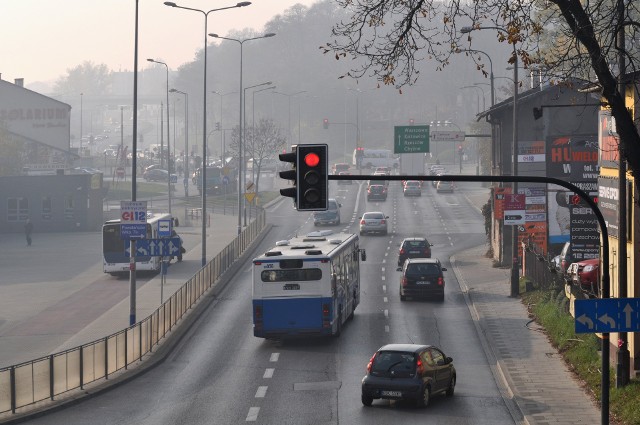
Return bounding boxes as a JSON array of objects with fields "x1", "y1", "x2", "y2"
[
  {"x1": 416, "y1": 358, "x2": 424, "y2": 375},
  {"x1": 400, "y1": 249, "x2": 405, "y2": 255},
  {"x1": 367, "y1": 353, "x2": 377, "y2": 373},
  {"x1": 438, "y1": 277, "x2": 444, "y2": 286},
  {"x1": 424, "y1": 249, "x2": 430, "y2": 255},
  {"x1": 322, "y1": 303, "x2": 330, "y2": 317},
  {"x1": 402, "y1": 277, "x2": 408, "y2": 287},
  {"x1": 380, "y1": 219, "x2": 386, "y2": 224},
  {"x1": 360, "y1": 219, "x2": 366, "y2": 225}
]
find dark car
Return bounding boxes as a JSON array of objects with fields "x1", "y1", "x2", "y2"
[
  {"x1": 367, "y1": 184, "x2": 387, "y2": 201},
  {"x1": 143, "y1": 168, "x2": 169, "y2": 182},
  {"x1": 398, "y1": 237, "x2": 432, "y2": 266},
  {"x1": 397, "y1": 258, "x2": 447, "y2": 301},
  {"x1": 361, "y1": 343, "x2": 456, "y2": 408},
  {"x1": 313, "y1": 198, "x2": 341, "y2": 226}
]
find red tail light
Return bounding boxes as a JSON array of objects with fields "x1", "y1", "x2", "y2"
[
  {"x1": 402, "y1": 277, "x2": 408, "y2": 287},
  {"x1": 424, "y1": 249, "x2": 431, "y2": 255},
  {"x1": 322, "y1": 303, "x2": 330, "y2": 317},
  {"x1": 360, "y1": 219, "x2": 366, "y2": 225},
  {"x1": 380, "y1": 220, "x2": 386, "y2": 224},
  {"x1": 416, "y1": 358, "x2": 424, "y2": 375},
  {"x1": 367, "y1": 353, "x2": 377, "y2": 373},
  {"x1": 437, "y1": 277, "x2": 444, "y2": 286},
  {"x1": 400, "y1": 249, "x2": 405, "y2": 255}
]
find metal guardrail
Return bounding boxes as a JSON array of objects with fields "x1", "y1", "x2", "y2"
[{"x1": 0, "y1": 210, "x2": 266, "y2": 417}]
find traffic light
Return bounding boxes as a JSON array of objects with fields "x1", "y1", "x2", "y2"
[
  {"x1": 279, "y1": 144, "x2": 328, "y2": 211},
  {"x1": 409, "y1": 118, "x2": 415, "y2": 125},
  {"x1": 297, "y1": 144, "x2": 328, "y2": 211},
  {"x1": 323, "y1": 118, "x2": 329, "y2": 129}
]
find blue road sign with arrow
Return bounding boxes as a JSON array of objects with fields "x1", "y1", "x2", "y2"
[
  {"x1": 575, "y1": 298, "x2": 640, "y2": 333},
  {"x1": 124, "y1": 238, "x2": 182, "y2": 257}
]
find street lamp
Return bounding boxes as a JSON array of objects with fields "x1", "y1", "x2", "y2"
[
  {"x1": 211, "y1": 90, "x2": 238, "y2": 163},
  {"x1": 455, "y1": 48, "x2": 495, "y2": 107},
  {"x1": 273, "y1": 90, "x2": 307, "y2": 145},
  {"x1": 147, "y1": 58, "x2": 172, "y2": 214},
  {"x1": 165, "y1": 1, "x2": 252, "y2": 266},
  {"x1": 170, "y1": 88, "x2": 189, "y2": 197},
  {"x1": 461, "y1": 25, "x2": 519, "y2": 297},
  {"x1": 209, "y1": 31, "x2": 276, "y2": 234}
]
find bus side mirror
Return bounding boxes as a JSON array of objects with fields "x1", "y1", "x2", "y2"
[{"x1": 360, "y1": 249, "x2": 367, "y2": 262}]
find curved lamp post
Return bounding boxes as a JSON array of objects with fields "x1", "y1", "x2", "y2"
[
  {"x1": 164, "y1": 1, "x2": 252, "y2": 266},
  {"x1": 147, "y1": 58, "x2": 172, "y2": 214},
  {"x1": 170, "y1": 88, "x2": 189, "y2": 197},
  {"x1": 209, "y1": 32, "x2": 276, "y2": 234}
]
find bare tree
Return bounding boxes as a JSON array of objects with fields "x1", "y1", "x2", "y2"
[
  {"x1": 54, "y1": 61, "x2": 112, "y2": 96},
  {"x1": 228, "y1": 118, "x2": 287, "y2": 194},
  {"x1": 323, "y1": 0, "x2": 640, "y2": 176}
]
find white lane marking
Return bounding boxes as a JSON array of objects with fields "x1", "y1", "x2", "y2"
[
  {"x1": 255, "y1": 386, "x2": 268, "y2": 398},
  {"x1": 382, "y1": 259, "x2": 386, "y2": 264},
  {"x1": 263, "y1": 368, "x2": 274, "y2": 379},
  {"x1": 270, "y1": 353, "x2": 280, "y2": 362},
  {"x1": 384, "y1": 309, "x2": 389, "y2": 318},
  {"x1": 384, "y1": 252, "x2": 388, "y2": 257},
  {"x1": 385, "y1": 325, "x2": 390, "y2": 333},
  {"x1": 381, "y1": 267, "x2": 385, "y2": 272},
  {"x1": 386, "y1": 246, "x2": 390, "y2": 250},
  {"x1": 388, "y1": 240, "x2": 392, "y2": 244},
  {"x1": 382, "y1": 276, "x2": 386, "y2": 281},
  {"x1": 246, "y1": 407, "x2": 260, "y2": 422},
  {"x1": 384, "y1": 297, "x2": 388, "y2": 303},
  {"x1": 382, "y1": 285, "x2": 386, "y2": 292}
]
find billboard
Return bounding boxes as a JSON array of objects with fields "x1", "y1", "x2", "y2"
[
  {"x1": 598, "y1": 110, "x2": 619, "y2": 168},
  {"x1": 0, "y1": 80, "x2": 70, "y2": 152},
  {"x1": 597, "y1": 176, "x2": 619, "y2": 238}
]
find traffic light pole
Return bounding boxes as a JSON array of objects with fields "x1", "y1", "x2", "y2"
[{"x1": 327, "y1": 172, "x2": 611, "y2": 424}]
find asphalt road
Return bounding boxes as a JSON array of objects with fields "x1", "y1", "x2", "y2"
[{"x1": 20, "y1": 178, "x2": 516, "y2": 425}]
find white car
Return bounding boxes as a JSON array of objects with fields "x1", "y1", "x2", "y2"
[
  {"x1": 359, "y1": 211, "x2": 389, "y2": 235},
  {"x1": 403, "y1": 181, "x2": 422, "y2": 196}
]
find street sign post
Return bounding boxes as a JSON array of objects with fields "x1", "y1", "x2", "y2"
[
  {"x1": 125, "y1": 238, "x2": 182, "y2": 257},
  {"x1": 394, "y1": 125, "x2": 430, "y2": 153},
  {"x1": 430, "y1": 131, "x2": 465, "y2": 142},
  {"x1": 158, "y1": 219, "x2": 172, "y2": 238},
  {"x1": 575, "y1": 298, "x2": 640, "y2": 333},
  {"x1": 504, "y1": 193, "x2": 525, "y2": 225},
  {"x1": 120, "y1": 201, "x2": 147, "y2": 239}
]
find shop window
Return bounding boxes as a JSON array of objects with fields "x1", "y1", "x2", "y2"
[
  {"x1": 64, "y1": 196, "x2": 75, "y2": 220},
  {"x1": 7, "y1": 198, "x2": 29, "y2": 222},
  {"x1": 42, "y1": 196, "x2": 52, "y2": 221}
]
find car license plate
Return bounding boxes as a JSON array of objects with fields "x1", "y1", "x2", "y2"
[
  {"x1": 416, "y1": 280, "x2": 431, "y2": 285},
  {"x1": 409, "y1": 251, "x2": 419, "y2": 254},
  {"x1": 381, "y1": 390, "x2": 402, "y2": 397}
]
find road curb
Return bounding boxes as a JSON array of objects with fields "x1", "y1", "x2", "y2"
[{"x1": 450, "y1": 248, "x2": 529, "y2": 425}]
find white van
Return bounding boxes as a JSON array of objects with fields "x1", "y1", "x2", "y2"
[{"x1": 353, "y1": 149, "x2": 399, "y2": 169}]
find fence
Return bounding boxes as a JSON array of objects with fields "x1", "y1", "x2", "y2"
[
  {"x1": 522, "y1": 242, "x2": 565, "y2": 291},
  {"x1": 0, "y1": 210, "x2": 266, "y2": 417}
]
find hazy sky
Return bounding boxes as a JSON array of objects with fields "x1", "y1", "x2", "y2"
[{"x1": 0, "y1": 0, "x2": 318, "y2": 86}]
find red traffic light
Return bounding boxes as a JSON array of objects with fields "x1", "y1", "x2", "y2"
[{"x1": 304, "y1": 152, "x2": 320, "y2": 167}]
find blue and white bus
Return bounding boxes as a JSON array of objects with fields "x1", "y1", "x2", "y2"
[
  {"x1": 102, "y1": 212, "x2": 174, "y2": 276},
  {"x1": 252, "y1": 231, "x2": 365, "y2": 339}
]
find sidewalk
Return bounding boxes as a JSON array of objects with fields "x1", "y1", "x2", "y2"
[{"x1": 453, "y1": 188, "x2": 602, "y2": 424}]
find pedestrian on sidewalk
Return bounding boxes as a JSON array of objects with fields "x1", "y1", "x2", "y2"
[{"x1": 24, "y1": 219, "x2": 33, "y2": 246}]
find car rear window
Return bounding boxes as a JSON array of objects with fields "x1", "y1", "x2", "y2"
[
  {"x1": 406, "y1": 181, "x2": 420, "y2": 186},
  {"x1": 363, "y1": 213, "x2": 384, "y2": 219},
  {"x1": 403, "y1": 240, "x2": 427, "y2": 248},
  {"x1": 371, "y1": 351, "x2": 416, "y2": 377},
  {"x1": 370, "y1": 185, "x2": 384, "y2": 191},
  {"x1": 328, "y1": 200, "x2": 338, "y2": 210},
  {"x1": 406, "y1": 263, "x2": 441, "y2": 276}
]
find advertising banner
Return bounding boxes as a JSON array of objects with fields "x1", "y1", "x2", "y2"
[
  {"x1": 598, "y1": 110, "x2": 619, "y2": 168},
  {"x1": 569, "y1": 193, "x2": 600, "y2": 260},
  {"x1": 597, "y1": 176, "x2": 619, "y2": 238}
]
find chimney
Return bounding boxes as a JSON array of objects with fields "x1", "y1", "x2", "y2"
[{"x1": 15, "y1": 78, "x2": 24, "y2": 87}]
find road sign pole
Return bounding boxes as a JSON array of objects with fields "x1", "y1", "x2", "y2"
[{"x1": 129, "y1": 239, "x2": 136, "y2": 326}]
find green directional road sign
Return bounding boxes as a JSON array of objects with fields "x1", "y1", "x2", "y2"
[{"x1": 394, "y1": 125, "x2": 430, "y2": 153}]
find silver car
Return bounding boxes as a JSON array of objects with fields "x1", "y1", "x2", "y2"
[
  {"x1": 359, "y1": 211, "x2": 389, "y2": 235},
  {"x1": 403, "y1": 180, "x2": 422, "y2": 196}
]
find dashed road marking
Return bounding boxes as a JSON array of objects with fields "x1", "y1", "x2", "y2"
[
  {"x1": 270, "y1": 353, "x2": 280, "y2": 362},
  {"x1": 382, "y1": 284, "x2": 386, "y2": 292},
  {"x1": 384, "y1": 309, "x2": 389, "y2": 318},
  {"x1": 263, "y1": 368, "x2": 274, "y2": 379},
  {"x1": 385, "y1": 325, "x2": 390, "y2": 333},
  {"x1": 246, "y1": 407, "x2": 260, "y2": 422},
  {"x1": 384, "y1": 297, "x2": 388, "y2": 303},
  {"x1": 255, "y1": 386, "x2": 268, "y2": 398}
]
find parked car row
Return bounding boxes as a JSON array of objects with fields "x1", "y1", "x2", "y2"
[{"x1": 551, "y1": 241, "x2": 600, "y2": 298}]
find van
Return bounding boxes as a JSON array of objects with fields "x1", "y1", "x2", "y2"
[{"x1": 313, "y1": 198, "x2": 341, "y2": 226}]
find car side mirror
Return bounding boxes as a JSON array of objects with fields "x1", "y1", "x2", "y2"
[
  {"x1": 446, "y1": 356, "x2": 453, "y2": 364},
  {"x1": 360, "y1": 249, "x2": 367, "y2": 262},
  {"x1": 358, "y1": 216, "x2": 362, "y2": 219},
  {"x1": 385, "y1": 216, "x2": 389, "y2": 219},
  {"x1": 429, "y1": 243, "x2": 433, "y2": 246},
  {"x1": 339, "y1": 203, "x2": 342, "y2": 207},
  {"x1": 441, "y1": 267, "x2": 447, "y2": 271},
  {"x1": 396, "y1": 267, "x2": 402, "y2": 272}
]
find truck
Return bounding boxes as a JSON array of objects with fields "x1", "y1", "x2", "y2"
[{"x1": 399, "y1": 153, "x2": 425, "y2": 176}]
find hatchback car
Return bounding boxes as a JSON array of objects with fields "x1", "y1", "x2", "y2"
[
  {"x1": 143, "y1": 168, "x2": 169, "y2": 182},
  {"x1": 436, "y1": 180, "x2": 455, "y2": 193},
  {"x1": 359, "y1": 211, "x2": 388, "y2": 235},
  {"x1": 361, "y1": 343, "x2": 456, "y2": 408},
  {"x1": 398, "y1": 237, "x2": 432, "y2": 266},
  {"x1": 313, "y1": 198, "x2": 341, "y2": 225},
  {"x1": 572, "y1": 258, "x2": 600, "y2": 296},
  {"x1": 374, "y1": 166, "x2": 391, "y2": 175},
  {"x1": 337, "y1": 171, "x2": 352, "y2": 185},
  {"x1": 397, "y1": 258, "x2": 447, "y2": 301},
  {"x1": 403, "y1": 180, "x2": 422, "y2": 196},
  {"x1": 367, "y1": 184, "x2": 387, "y2": 201}
]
